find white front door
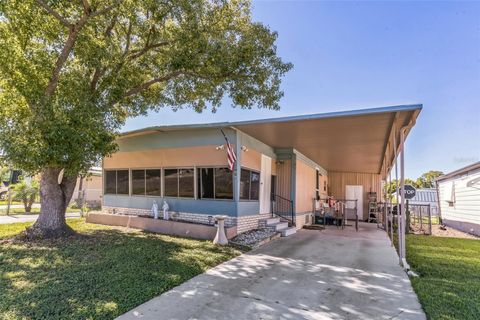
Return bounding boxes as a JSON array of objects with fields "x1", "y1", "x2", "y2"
[
  {"x1": 259, "y1": 154, "x2": 272, "y2": 214},
  {"x1": 346, "y1": 185, "x2": 363, "y2": 220}
]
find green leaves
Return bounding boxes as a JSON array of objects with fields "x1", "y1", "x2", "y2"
[{"x1": 0, "y1": 0, "x2": 291, "y2": 175}]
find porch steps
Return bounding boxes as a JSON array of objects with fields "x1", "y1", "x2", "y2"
[
  {"x1": 264, "y1": 218, "x2": 297, "y2": 237},
  {"x1": 265, "y1": 217, "x2": 280, "y2": 225},
  {"x1": 280, "y1": 227, "x2": 297, "y2": 237}
]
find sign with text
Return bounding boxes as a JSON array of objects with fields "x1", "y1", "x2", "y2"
[{"x1": 404, "y1": 185, "x2": 416, "y2": 200}]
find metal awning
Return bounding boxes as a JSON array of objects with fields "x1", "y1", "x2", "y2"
[
  {"x1": 233, "y1": 105, "x2": 421, "y2": 176},
  {"x1": 121, "y1": 104, "x2": 422, "y2": 177}
]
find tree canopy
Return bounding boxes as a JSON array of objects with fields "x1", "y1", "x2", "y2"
[
  {"x1": 0, "y1": 0, "x2": 292, "y2": 176},
  {"x1": 0, "y1": 0, "x2": 292, "y2": 237}
]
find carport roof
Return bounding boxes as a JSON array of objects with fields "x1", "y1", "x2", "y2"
[{"x1": 121, "y1": 104, "x2": 422, "y2": 177}]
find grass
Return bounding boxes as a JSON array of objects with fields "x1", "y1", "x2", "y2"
[
  {"x1": 0, "y1": 218, "x2": 241, "y2": 320},
  {"x1": 0, "y1": 201, "x2": 23, "y2": 206},
  {"x1": 406, "y1": 234, "x2": 480, "y2": 319}
]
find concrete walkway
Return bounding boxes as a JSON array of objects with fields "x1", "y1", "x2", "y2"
[
  {"x1": 0, "y1": 212, "x2": 81, "y2": 224},
  {"x1": 117, "y1": 223, "x2": 426, "y2": 320}
]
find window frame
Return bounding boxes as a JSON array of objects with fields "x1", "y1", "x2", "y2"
[
  {"x1": 197, "y1": 166, "x2": 234, "y2": 201},
  {"x1": 239, "y1": 167, "x2": 261, "y2": 202},
  {"x1": 163, "y1": 167, "x2": 196, "y2": 199},
  {"x1": 104, "y1": 169, "x2": 130, "y2": 195},
  {"x1": 130, "y1": 168, "x2": 162, "y2": 197}
]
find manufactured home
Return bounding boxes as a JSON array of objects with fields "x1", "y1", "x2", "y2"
[
  {"x1": 437, "y1": 162, "x2": 480, "y2": 236},
  {"x1": 97, "y1": 104, "x2": 421, "y2": 238}
]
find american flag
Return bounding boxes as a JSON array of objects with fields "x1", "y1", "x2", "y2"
[{"x1": 221, "y1": 129, "x2": 237, "y2": 171}]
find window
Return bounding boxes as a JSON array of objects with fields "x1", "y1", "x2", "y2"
[
  {"x1": 104, "y1": 170, "x2": 129, "y2": 195},
  {"x1": 131, "y1": 169, "x2": 161, "y2": 196},
  {"x1": 198, "y1": 168, "x2": 214, "y2": 199},
  {"x1": 179, "y1": 169, "x2": 195, "y2": 198},
  {"x1": 240, "y1": 168, "x2": 260, "y2": 201},
  {"x1": 164, "y1": 168, "x2": 194, "y2": 198},
  {"x1": 215, "y1": 168, "x2": 233, "y2": 199},
  {"x1": 146, "y1": 170, "x2": 161, "y2": 196},
  {"x1": 198, "y1": 167, "x2": 233, "y2": 200},
  {"x1": 132, "y1": 170, "x2": 145, "y2": 195},
  {"x1": 164, "y1": 169, "x2": 178, "y2": 197}
]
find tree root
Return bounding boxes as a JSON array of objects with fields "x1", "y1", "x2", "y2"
[{"x1": 16, "y1": 224, "x2": 76, "y2": 241}]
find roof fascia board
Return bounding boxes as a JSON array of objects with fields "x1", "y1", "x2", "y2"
[
  {"x1": 436, "y1": 162, "x2": 480, "y2": 182},
  {"x1": 119, "y1": 104, "x2": 423, "y2": 138}
]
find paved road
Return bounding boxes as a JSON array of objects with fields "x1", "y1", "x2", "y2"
[
  {"x1": 0, "y1": 212, "x2": 81, "y2": 224},
  {"x1": 0, "y1": 203, "x2": 41, "y2": 209},
  {"x1": 117, "y1": 223, "x2": 426, "y2": 320}
]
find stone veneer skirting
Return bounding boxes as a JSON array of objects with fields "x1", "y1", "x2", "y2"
[{"x1": 102, "y1": 206, "x2": 271, "y2": 234}]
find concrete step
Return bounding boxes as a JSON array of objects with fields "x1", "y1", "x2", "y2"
[
  {"x1": 271, "y1": 222, "x2": 289, "y2": 231},
  {"x1": 265, "y1": 217, "x2": 280, "y2": 226},
  {"x1": 280, "y1": 227, "x2": 297, "y2": 237}
]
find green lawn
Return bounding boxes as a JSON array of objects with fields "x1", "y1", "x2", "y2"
[
  {"x1": 0, "y1": 206, "x2": 81, "y2": 215},
  {"x1": 406, "y1": 235, "x2": 480, "y2": 320},
  {"x1": 0, "y1": 219, "x2": 241, "y2": 320},
  {"x1": 0, "y1": 200, "x2": 23, "y2": 205}
]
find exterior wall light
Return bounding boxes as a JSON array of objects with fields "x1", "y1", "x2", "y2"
[
  {"x1": 241, "y1": 146, "x2": 249, "y2": 152},
  {"x1": 215, "y1": 145, "x2": 225, "y2": 150}
]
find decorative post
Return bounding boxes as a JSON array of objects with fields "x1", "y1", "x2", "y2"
[{"x1": 213, "y1": 215, "x2": 228, "y2": 245}]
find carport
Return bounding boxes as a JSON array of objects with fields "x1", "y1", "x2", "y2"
[{"x1": 231, "y1": 104, "x2": 422, "y2": 268}]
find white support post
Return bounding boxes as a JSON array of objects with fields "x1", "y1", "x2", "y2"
[
  {"x1": 400, "y1": 128, "x2": 409, "y2": 270},
  {"x1": 389, "y1": 168, "x2": 393, "y2": 245},
  {"x1": 393, "y1": 125, "x2": 402, "y2": 264}
]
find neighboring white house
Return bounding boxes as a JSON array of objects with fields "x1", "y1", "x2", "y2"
[
  {"x1": 72, "y1": 167, "x2": 103, "y2": 208},
  {"x1": 436, "y1": 162, "x2": 480, "y2": 236}
]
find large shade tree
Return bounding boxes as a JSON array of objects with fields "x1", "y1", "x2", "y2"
[{"x1": 0, "y1": 0, "x2": 292, "y2": 238}]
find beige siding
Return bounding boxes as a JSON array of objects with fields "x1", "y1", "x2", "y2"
[
  {"x1": 295, "y1": 160, "x2": 317, "y2": 213},
  {"x1": 241, "y1": 149, "x2": 261, "y2": 171},
  {"x1": 328, "y1": 171, "x2": 382, "y2": 220},
  {"x1": 275, "y1": 160, "x2": 291, "y2": 200},
  {"x1": 104, "y1": 145, "x2": 229, "y2": 169},
  {"x1": 438, "y1": 170, "x2": 480, "y2": 225}
]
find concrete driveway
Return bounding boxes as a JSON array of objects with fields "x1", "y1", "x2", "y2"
[{"x1": 117, "y1": 223, "x2": 425, "y2": 320}]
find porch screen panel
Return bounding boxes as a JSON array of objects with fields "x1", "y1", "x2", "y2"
[
  {"x1": 146, "y1": 169, "x2": 161, "y2": 196},
  {"x1": 164, "y1": 169, "x2": 178, "y2": 197},
  {"x1": 116, "y1": 170, "x2": 129, "y2": 195},
  {"x1": 199, "y1": 168, "x2": 214, "y2": 199},
  {"x1": 132, "y1": 170, "x2": 145, "y2": 195},
  {"x1": 178, "y1": 169, "x2": 194, "y2": 198},
  {"x1": 240, "y1": 169, "x2": 251, "y2": 200},
  {"x1": 105, "y1": 171, "x2": 116, "y2": 194},
  {"x1": 215, "y1": 168, "x2": 233, "y2": 199},
  {"x1": 250, "y1": 171, "x2": 260, "y2": 200}
]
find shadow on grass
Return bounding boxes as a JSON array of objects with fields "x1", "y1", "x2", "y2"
[{"x1": 0, "y1": 227, "x2": 239, "y2": 320}]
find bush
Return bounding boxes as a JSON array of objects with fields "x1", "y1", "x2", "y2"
[{"x1": 11, "y1": 178, "x2": 39, "y2": 213}]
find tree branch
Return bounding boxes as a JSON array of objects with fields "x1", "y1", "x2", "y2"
[
  {"x1": 128, "y1": 41, "x2": 171, "y2": 60},
  {"x1": 44, "y1": 15, "x2": 89, "y2": 100},
  {"x1": 90, "y1": 0, "x2": 123, "y2": 18},
  {"x1": 35, "y1": 0, "x2": 72, "y2": 27},
  {"x1": 123, "y1": 71, "x2": 184, "y2": 98}
]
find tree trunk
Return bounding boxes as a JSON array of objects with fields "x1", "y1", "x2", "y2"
[{"x1": 23, "y1": 167, "x2": 77, "y2": 239}]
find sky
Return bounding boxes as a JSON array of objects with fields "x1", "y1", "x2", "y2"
[{"x1": 124, "y1": 0, "x2": 480, "y2": 179}]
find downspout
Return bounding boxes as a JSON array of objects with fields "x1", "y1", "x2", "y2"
[{"x1": 435, "y1": 180, "x2": 442, "y2": 224}]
